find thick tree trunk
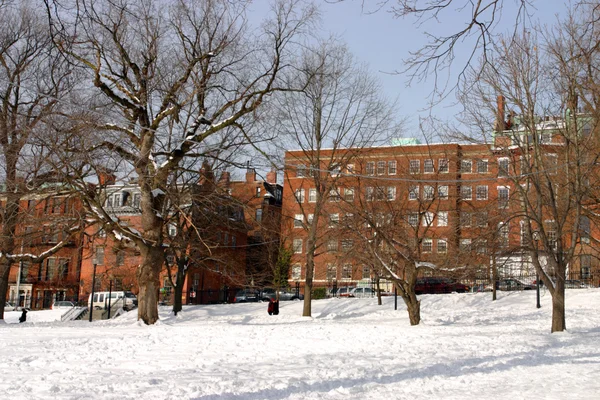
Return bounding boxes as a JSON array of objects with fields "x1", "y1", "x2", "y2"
[
  {"x1": 551, "y1": 282, "x2": 566, "y2": 333},
  {"x1": 376, "y1": 277, "x2": 382, "y2": 305},
  {"x1": 172, "y1": 263, "x2": 185, "y2": 316},
  {"x1": 136, "y1": 247, "x2": 163, "y2": 324},
  {"x1": 0, "y1": 261, "x2": 10, "y2": 320},
  {"x1": 403, "y1": 294, "x2": 421, "y2": 326},
  {"x1": 302, "y1": 280, "x2": 313, "y2": 317}
]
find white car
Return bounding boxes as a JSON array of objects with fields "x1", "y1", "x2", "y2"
[
  {"x1": 52, "y1": 301, "x2": 75, "y2": 309},
  {"x1": 350, "y1": 287, "x2": 377, "y2": 298},
  {"x1": 5, "y1": 301, "x2": 15, "y2": 312}
]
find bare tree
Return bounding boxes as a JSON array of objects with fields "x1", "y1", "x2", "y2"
[
  {"x1": 0, "y1": 1, "x2": 80, "y2": 319},
  {"x1": 277, "y1": 39, "x2": 398, "y2": 317},
  {"x1": 46, "y1": 0, "x2": 316, "y2": 324}
]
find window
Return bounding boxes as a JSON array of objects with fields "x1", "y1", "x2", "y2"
[
  {"x1": 329, "y1": 188, "x2": 341, "y2": 202},
  {"x1": 20, "y1": 261, "x2": 31, "y2": 282},
  {"x1": 330, "y1": 164, "x2": 341, "y2": 177},
  {"x1": 476, "y1": 185, "x2": 488, "y2": 200},
  {"x1": 95, "y1": 247, "x2": 104, "y2": 265},
  {"x1": 46, "y1": 258, "x2": 56, "y2": 281},
  {"x1": 293, "y1": 239, "x2": 303, "y2": 254},
  {"x1": 362, "y1": 265, "x2": 371, "y2": 280},
  {"x1": 547, "y1": 221, "x2": 557, "y2": 251},
  {"x1": 460, "y1": 212, "x2": 472, "y2": 227},
  {"x1": 113, "y1": 194, "x2": 122, "y2": 207},
  {"x1": 423, "y1": 185, "x2": 435, "y2": 200},
  {"x1": 459, "y1": 239, "x2": 472, "y2": 251},
  {"x1": 294, "y1": 214, "x2": 303, "y2": 228},
  {"x1": 477, "y1": 159, "x2": 488, "y2": 174},
  {"x1": 342, "y1": 264, "x2": 352, "y2": 280},
  {"x1": 168, "y1": 224, "x2": 177, "y2": 237},
  {"x1": 295, "y1": 189, "x2": 305, "y2": 203},
  {"x1": 366, "y1": 161, "x2": 375, "y2": 175},
  {"x1": 292, "y1": 264, "x2": 302, "y2": 280},
  {"x1": 460, "y1": 186, "x2": 472, "y2": 201},
  {"x1": 498, "y1": 186, "x2": 509, "y2": 208},
  {"x1": 309, "y1": 188, "x2": 317, "y2": 203},
  {"x1": 476, "y1": 240, "x2": 487, "y2": 254},
  {"x1": 116, "y1": 250, "x2": 125, "y2": 266},
  {"x1": 476, "y1": 212, "x2": 488, "y2": 227},
  {"x1": 423, "y1": 212, "x2": 434, "y2": 227},
  {"x1": 540, "y1": 132, "x2": 552, "y2": 144},
  {"x1": 296, "y1": 165, "x2": 306, "y2": 177},
  {"x1": 327, "y1": 240, "x2": 338, "y2": 252},
  {"x1": 581, "y1": 255, "x2": 592, "y2": 279},
  {"x1": 341, "y1": 239, "x2": 353, "y2": 251},
  {"x1": 580, "y1": 216, "x2": 591, "y2": 243},
  {"x1": 438, "y1": 185, "x2": 448, "y2": 200},
  {"x1": 366, "y1": 187, "x2": 374, "y2": 201},
  {"x1": 52, "y1": 198, "x2": 62, "y2": 214},
  {"x1": 437, "y1": 211, "x2": 448, "y2": 227},
  {"x1": 422, "y1": 238, "x2": 433, "y2": 253},
  {"x1": 388, "y1": 160, "x2": 397, "y2": 175},
  {"x1": 375, "y1": 187, "x2": 386, "y2": 201},
  {"x1": 544, "y1": 154, "x2": 558, "y2": 175},
  {"x1": 387, "y1": 187, "x2": 396, "y2": 201},
  {"x1": 437, "y1": 239, "x2": 447, "y2": 253},
  {"x1": 329, "y1": 213, "x2": 339, "y2": 227},
  {"x1": 347, "y1": 164, "x2": 355, "y2": 174},
  {"x1": 409, "y1": 186, "x2": 419, "y2": 201},
  {"x1": 327, "y1": 264, "x2": 337, "y2": 280},
  {"x1": 408, "y1": 213, "x2": 419, "y2": 227},
  {"x1": 409, "y1": 160, "x2": 420, "y2": 174},
  {"x1": 344, "y1": 188, "x2": 354, "y2": 202},
  {"x1": 255, "y1": 209, "x2": 262, "y2": 222},
  {"x1": 307, "y1": 214, "x2": 314, "y2": 224},
  {"x1": 133, "y1": 193, "x2": 141, "y2": 208},
  {"x1": 498, "y1": 222, "x2": 509, "y2": 247},
  {"x1": 498, "y1": 158, "x2": 509, "y2": 177},
  {"x1": 106, "y1": 195, "x2": 113, "y2": 208},
  {"x1": 223, "y1": 233, "x2": 229, "y2": 245},
  {"x1": 424, "y1": 159, "x2": 434, "y2": 173},
  {"x1": 377, "y1": 161, "x2": 386, "y2": 175},
  {"x1": 461, "y1": 160, "x2": 472, "y2": 173},
  {"x1": 439, "y1": 159, "x2": 449, "y2": 173}
]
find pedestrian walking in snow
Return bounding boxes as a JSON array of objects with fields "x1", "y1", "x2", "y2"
[
  {"x1": 267, "y1": 298, "x2": 275, "y2": 315},
  {"x1": 19, "y1": 309, "x2": 27, "y2": 323}
]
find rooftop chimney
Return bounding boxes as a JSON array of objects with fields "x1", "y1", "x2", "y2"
[
  {"x1": 266, "y1": 169, "x2": 277, "y2": 184},
  {"x1": 98, "y1": 169, "x2": 116, "y2": 186},
  {"x1": 245, "y1": 168, "x2": 256, "y2": 183},
  {"x1": 495, "y1": 95, "x2": 506, "y2": 132},
  {"x1": 218, "y1": 171, "x2": 231, "y2": 187}
]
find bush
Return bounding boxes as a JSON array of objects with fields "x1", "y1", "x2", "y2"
[{"x1": 312, "y1": 287, "x2": 327, "y2": 300}]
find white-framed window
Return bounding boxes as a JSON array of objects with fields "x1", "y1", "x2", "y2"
[
  {"x1": 341, "y1": 239, "x2": 353, "y2": 251},
  {"x1": 294, "y1": 214, "x2": 303, "y2": 228},
  {"x1": 133, "y1": 193, "x2": 141, "y2": 208},
  {"x1": 295, "y1": 188, "x2": 305, "y2": 203},
  {"x1": 328, "y1": 213, "x2": 339, "y2": 228},
  {"x1": 408, "y1": 213, "x2": 419, "y2": 227},
  {"x1": 344, "y1": 188, "x2": 355, "y2": 202},
  {"x1": 362, "y1": 265, "x2": 371, "y2": 280},
  {"x1": 477, "y1": 159, "x2": 488, "y2": 174},
  {"x1": 168, "y1": 224, "x2": 177, "y2": 237},
  {"x1": 347, "y1": 164, "x2": 355, "y2": 174},
  {"x1": 342, "y1": 264, "x2": 352, "y2": 280},
  {"x1": 476, "y1": 185, "x2": 488, "y2": 200},
  {"x1": 330, "y1": 164, "x2": 341, "y2": 177},
  {"x1": 326, "y1": 264, "x2": 337, "y2": 280},
  {"x1": 292, "y1": 264, "x2": 301, "y2": 280},
  {"x1": 387, "y1": 186, "x2": 397, "y2": 201},
  {"x1": 437, "y1": 239, "x2": 447, "y2": 253},
  {"x1": 423, "y1": 212, "x2": 434, "y2": 227},
  {"x1": 377, "y1": 161, "x2": 386, "y2": 175},
  {"x1": 308, "y1": 188, "x2": 317, "y2": 203},
  {"x1": 437, "y1": 211, "x2": 448, "y2": 227},
  {"x1": 307, "y1": 214, "x2": 314, "y2": 224},
  {"x1": 422, "y1": 238, "x2": 433, "y2": 253},
  {"x1": 461, "y1": 186, "x2": 472, "y2": 200},
  {"x1": 296, "y1": 165, "x2": 306, "y2": 178},
  {"x1": 409, "y1": 160, "x2": 420, "y2": 174},
  {"x1": 498, "y1": 186, "x2": 509, "y2": 208},
  {"x1": 424, "y1": 159, "x2": 434, "y2": 173},
  {"x1": 409, "y1": 186, "x2": 419, "y2": 201},
  {"x1": 460, "y1": 212, "x2": 471, "y2": 227},
  {"x1": 366, "y1": 161, "x2": 375, "y2": 175},
  {"x1": 388, "y1": 160, "x2": 397, "y2": 175},
  {"x1": 255, "y1": 209, "x2": 262, "y2": 222},
  {"x1": 329, "y1": 188, "x2": 341, "y2": 202},
  {"x1": 439, "y1": 159, "x2": 449, "y2": 173},
  {"x1": 327, "y1": 240, "x2": 338, "y2": 252},
  {"x1": 423, "y1": 185, "x2": 435, "y2": 200},
  {"x1": 459, "y1": 239, "x2": 472, "y2": 251},
  {"x1": 366, "y1": 187, "x2": 374, "y2": 201},
  {"x1": 293, "y1": 239, "x2": 303, "y2": 254},
  {"x1": 461, "y1": 160, "x2": 472, "y2": 173},
  {"x1": 498, "y1": 157, "x2": 510, "y2": 177},
  {"x1": 499, "y1": 222, "x2": 509, "y2": 247},
  {"x1": 438, "y1": 185, "x2": 449, "y2": 200},
  {"x1": 375, "y1": 187, "x2": 386, "y2": 201},
  {"x1": 476, "y1": 240, "x2": 487, "y2": 254},
  {"x1": 476, "y1": 212, "x2": 488, "y2": 227}
]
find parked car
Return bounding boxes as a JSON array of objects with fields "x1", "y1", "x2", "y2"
[
  {"x1": 565, "y1": 280, "x2": 589, "y2": 289},
  {"x1": 233, "y1": 289, "x2": 260, "y2": 303},
  {"x1": 331, "y1": 287, "x2": 355, "y2": 297},
  {"x1": 88, "y1": 291, "x2": 138, "y2": 311},
  {"x1": 414, "y1": 277, "x2": 470, "y2": 295},
  {"x1": 351, "y1": 287, "x2": 377, "y2": 298},
  {"x1": 260, "y1": 288, "x2": 304, "y2": 301},
  {"x1": 52, "y1": 301, "x2": 75, "y2": 309},
  {"x1": 5, "y1": 301, "x2": 15, "y2": 312},
  {"x1": 496, "y1": 279, "x2": 535, "y2": 291}
]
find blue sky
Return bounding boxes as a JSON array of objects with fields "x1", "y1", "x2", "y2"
[{"x1": 249, "y1": 0, "x2": 569, "y2": 139}]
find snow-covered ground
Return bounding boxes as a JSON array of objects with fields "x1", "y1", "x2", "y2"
[{"x1": 1, "y1": 289, "x2": 600, "y2": 399}]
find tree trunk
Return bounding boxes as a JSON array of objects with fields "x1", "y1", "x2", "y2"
[
  {"x1": 0, "y1": 261, "x2": 10, "y2": 320},
  {"x1": 172, "y1": 262, "x2": 185, "y2": 316},
  {"x1": 302, "y1": 280, "x2": 313, "y2": 317},
  {"x1": 551, "y1": 281, "x2": 566, "y2": 333},
  {"x1": 405, "y1": 295, "x2": 421, "y2": 326},
  {"x1": 376, "y1": 276, "x2": 382, "y2": 305},
  {"x1": 136, "y1": 247, "x2": 163, "y2": 324}
]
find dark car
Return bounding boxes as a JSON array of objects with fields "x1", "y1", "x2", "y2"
[
  {"x1": 496, "y1": 279, "x2": 535, "y2": 291},
  {"x1": 233, "y1": 289, "x2": 260, "y2": 303},
  {"x1": 414, "y1": 277, "x2": 470, "y2": 295},
  {"x1": 260, "y1": 288, "x2": 303, "y2": 301}
]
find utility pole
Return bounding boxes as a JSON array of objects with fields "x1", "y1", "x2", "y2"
[{"x1": 89, "y1": 260, "x2": 97, "y2": 322}]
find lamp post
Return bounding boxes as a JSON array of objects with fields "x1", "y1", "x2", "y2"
[
  {"x1": 89, "y1": 259, "x2": 97, "y2": 322},
  {"x1": 532, "y1": 231, "x2": 541, "y2": 309},
  {"x1": 107, "y1": 278, "x2": 113, "y2": 319}
]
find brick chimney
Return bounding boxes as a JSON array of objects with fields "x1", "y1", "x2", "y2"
[
  {"x1": 245, "y1": 168, "x2": 256, "y2": 183},
  {"x1": 495, "y1": 95, "x2": 506, "y2": 132},
  {"x1": 98, "y1": 169, "x2": 116, "y2": 185},
  {"x1": 266, "y1": 169, "x2": 277, "y2": 184},
  {"x1": 218, "y1": 171, "x2": 231, "y2": 188}
]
